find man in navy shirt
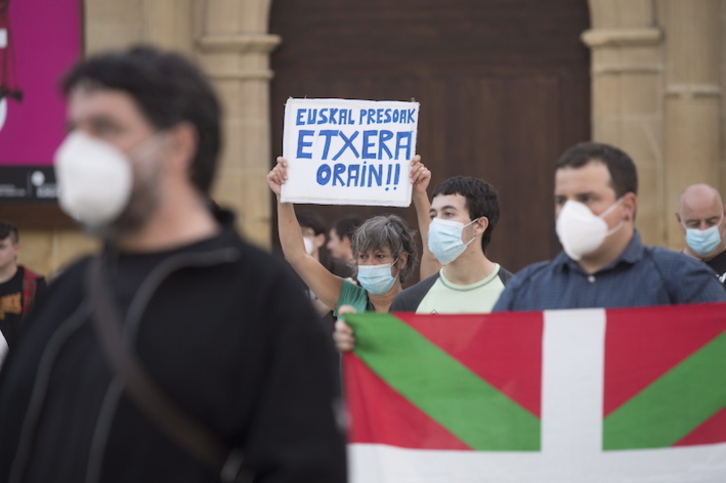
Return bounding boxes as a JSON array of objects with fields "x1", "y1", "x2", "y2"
[{"x1": 493, "y1": 142, "x2": 726, "y2": 311}]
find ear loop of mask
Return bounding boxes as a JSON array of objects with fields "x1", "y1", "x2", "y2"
[
  {"x1": 462, "y1": 218, "x2": 481, "y2": 246},
  {"x1": 601, "y1": 198, "x2": 625, "y2": 236}
]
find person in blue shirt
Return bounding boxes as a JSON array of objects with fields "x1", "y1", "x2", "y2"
[{"x1": 493, "y1": 142, "x2": 726, "y2": 311}]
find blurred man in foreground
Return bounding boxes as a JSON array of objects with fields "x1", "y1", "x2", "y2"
[{"x1": 0, "y1": 46, "x2": 346, "y2": 483}]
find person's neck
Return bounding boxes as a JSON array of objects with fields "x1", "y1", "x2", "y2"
[
  {"x1": 577, "y1": 225, "x2": 634, "y2": 274},
  {"x1": 443, "y1": 248, "x2": 496, "y2": 285},
  {"x1": 0, "y1": 263, "x2": 18, "y2": 284},
  {"x1": 116, "y1": 193, "x2": 219, "y2": 253},
  {"x1": 368, "y1": 280, "x2": 402, "y2": 312}
]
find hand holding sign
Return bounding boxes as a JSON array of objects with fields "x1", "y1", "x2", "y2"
[
  {"x1": 281, "y1": 98, "x2": 420, "y2": 207},
  {"x1": 266, "y1": 157, "x2": 289, "y2": 200},
  {"x1": 410, "y1": 155, "x2": 431, "y2": 195}
]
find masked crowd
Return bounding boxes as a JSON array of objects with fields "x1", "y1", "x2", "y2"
[{"x1": 267, "y1": 143, "x2": 726, "y2": 352}]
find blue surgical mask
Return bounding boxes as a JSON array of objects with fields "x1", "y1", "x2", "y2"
[
  {"x1": 357, "y1": 259, "x2": 398, "y2": 295},
  {"x1": 685, "y1": 224, "x2": 722, "y2": 256},
  {"x1": 427, "y1": 218, "x2": 478, "y2": 265}
]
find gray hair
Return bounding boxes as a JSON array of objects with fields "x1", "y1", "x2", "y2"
[{"x1": 350, "y1": 214, "x2": 418, "y2": 283}]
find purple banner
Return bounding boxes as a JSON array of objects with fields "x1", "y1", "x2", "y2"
[{"x1": 0, "y1": 0, "x2": 81, "y2": 201}]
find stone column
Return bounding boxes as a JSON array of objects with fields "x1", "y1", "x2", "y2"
[
  {"x1": 142, "y1": 0, "x2": 194, "y2": 53},
  {"x1": 583, "y1": 0, "x2": 664, "y2": 245},
  {"x1": 84, "y1": 0, "x2": 145, "y2": 53},
  {"x1": 664, "y1": 0, "x2": 721, "y2": 249},
  {"x1": 196, "y1": 0, "x2": 280, "y2": 248}
]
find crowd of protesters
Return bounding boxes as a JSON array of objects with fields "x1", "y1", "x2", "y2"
[{"x1": 1, "y1": 45, "x2": 725, "y2": 483}]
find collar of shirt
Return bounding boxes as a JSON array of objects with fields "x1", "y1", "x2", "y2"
[{"x1": 552, "y1": 230, "x2": 645, "y2": 276}]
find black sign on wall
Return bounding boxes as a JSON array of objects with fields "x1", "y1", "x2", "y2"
[{"x1": 0, "y1": 166, "x2": 58, "y2": 202}]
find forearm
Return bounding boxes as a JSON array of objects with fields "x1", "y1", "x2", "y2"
[{"x1": 277, "y1": 200, "x2": 306, "y2": 265}]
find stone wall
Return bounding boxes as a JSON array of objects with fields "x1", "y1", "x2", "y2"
[{"x1": 584, "y1": 0, "x2": 723, "y2": 249}]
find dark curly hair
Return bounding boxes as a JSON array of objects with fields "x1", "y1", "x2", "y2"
[
  {"x1": 432, "y1": 176, "x2": 500, "y2": 252},
  {"x1": 0, "y1": 221, "x2": 18, "y2": 243},
  {"x1": 61, "y1": 45, "x2": 222, "y2": 195}
]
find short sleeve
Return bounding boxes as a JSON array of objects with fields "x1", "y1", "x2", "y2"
[{"x1": 334, "y1": 279, "x2": 369, "y2": 316}]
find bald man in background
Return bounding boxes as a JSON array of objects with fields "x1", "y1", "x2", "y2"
[{"x1": 676, "y1": 183, "x2": 726, "y2": 287}]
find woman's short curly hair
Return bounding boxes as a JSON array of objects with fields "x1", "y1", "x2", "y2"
[{"x1": 350, "y1": 214, "x2": 418, "y2": 283}]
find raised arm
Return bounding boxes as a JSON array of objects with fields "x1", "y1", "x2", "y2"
[
  {"x1": 410, "y1": 155, "x2": 441, "y2": 279},
  {"x1": 267, "y1": 157, "x2": 344, "y2": 310}
]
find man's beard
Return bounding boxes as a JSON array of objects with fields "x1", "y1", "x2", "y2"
[{"x1": 85, "y1": 161, "x2": 162, "y2": 242}]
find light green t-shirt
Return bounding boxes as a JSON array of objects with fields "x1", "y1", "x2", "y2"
[{"x1": 415, "y1": 265, "x2": 506, "y2": 314}]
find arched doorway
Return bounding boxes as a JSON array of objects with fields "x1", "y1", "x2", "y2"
[{"x1": 270, "y1": 0, "x2": 590, "y2": 278}]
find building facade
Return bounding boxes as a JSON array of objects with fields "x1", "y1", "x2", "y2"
[{"x1": 16, "y1": 0, "x2": 726, "y2": 276}]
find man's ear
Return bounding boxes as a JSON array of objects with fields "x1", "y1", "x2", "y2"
[
  {"x1": 621, "y1": 193, "x2": 637, "y2": 221},
  {"x1": 166, "y1": 122, "x2": 197, "y2": 172},
  {"x1": 343, "y1": 236, "x2": 353, "y2": 249},
  {"x1": 314, "y1": 233, "x2": 326, "y2": 249},
  {"x1": 675, "y1": 211, "x2": 683, "y2": 227},
  {"x1": 474, "y1": 216, "x2": 489, "y2": 236}
]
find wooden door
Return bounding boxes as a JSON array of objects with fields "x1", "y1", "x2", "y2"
[{"x1": 269, "y1": 0, "x2": 590, "y2": 279}]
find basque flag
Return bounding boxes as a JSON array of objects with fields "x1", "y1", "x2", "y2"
[{"x1": 343, "y1": 304, "x2": 726, "y2": 483}]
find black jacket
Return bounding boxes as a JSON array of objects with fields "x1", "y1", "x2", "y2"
[{"x1": 0, "y1": 211, "x2": 347, "y2": 483}]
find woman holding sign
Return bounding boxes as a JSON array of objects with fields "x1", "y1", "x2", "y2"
[{"x1": 267, "y1": 156, "x2": 430, "y2": 314}]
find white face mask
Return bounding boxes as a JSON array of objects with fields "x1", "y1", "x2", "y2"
[
  {"x1": 555, "y1": 199, "x2": 624, "y2": 261},
  {"x1": 54, "y1": 131, "x2": 134, "y2": 228},
  {"x1": 303, "y1": 236, "x2": 316, "y2": 255}
]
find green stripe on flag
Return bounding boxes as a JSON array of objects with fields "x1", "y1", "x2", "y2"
[
  {"x1": 346, "y1": 313, "x2": 540, "y2": 451},
  {"x1": 603, "y1": 330, "x2": 726, "y2": 450}
]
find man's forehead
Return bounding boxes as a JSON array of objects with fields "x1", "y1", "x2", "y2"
[
  {"x1": 67, "y1": 85, "x2": 147, "y2": 127},
  {"x1": 432, "y1": 192, "x2": 467, "y2": 210},
  {"x1": 555, "y1": 162, "x2": 612, "y2": 192},
  {"x1": 681, "y1": 195, "x2": 723, "y2": 218},
  {"x1": 681, "y1": 185, "x2": 722, "y2": 208}
]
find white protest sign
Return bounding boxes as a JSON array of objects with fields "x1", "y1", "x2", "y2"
[{"x1": 281, "y1": 98, "x2": 419, "y2": 207}]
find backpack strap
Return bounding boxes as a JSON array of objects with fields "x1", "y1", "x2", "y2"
[
  {"x1": 85, "y1": 256, "x2": 246, "y2": 483},
  {"x1": 21, "y1": 267, "x2": 39, "y2": 320}
]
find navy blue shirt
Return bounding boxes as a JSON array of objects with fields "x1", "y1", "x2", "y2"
[{"x1": 493, "y1": 231, "x2": 726, "y2": 311}]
